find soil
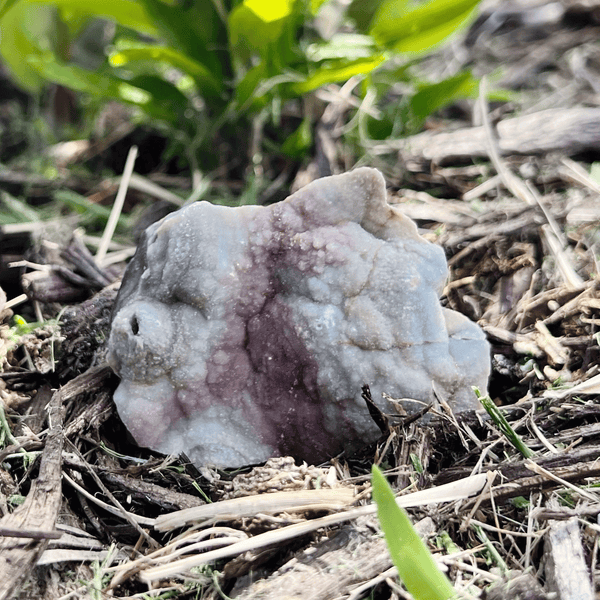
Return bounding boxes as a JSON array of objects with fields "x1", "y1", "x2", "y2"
[{"x1": 2, "y1": 1, "x2": 600, "y2": 598}]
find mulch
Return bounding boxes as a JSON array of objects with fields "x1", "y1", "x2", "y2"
[{"x1": 1, "y1": 1, "x2": 600, "y2": 598}]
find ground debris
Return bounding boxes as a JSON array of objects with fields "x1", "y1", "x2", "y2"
[
  {"x1": 544, "y1": 497, "x2": 594, "y2": 600},
  {"x1": 228, "y1": 515, "x2": 392, "y2": 600},
  {"x1": 397, "y1": 107, "x2": 600, "y2": 163},
  {"x1": 484, "y1": 570, "x2": 548, "y2": 600},
  {"x1": 1, "y1": 3, "x2": 600, "y2": 598}
]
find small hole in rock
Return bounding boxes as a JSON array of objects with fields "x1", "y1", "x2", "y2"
[{"x1": 130, "y1": 315, "x2": 139, "y2": 335}]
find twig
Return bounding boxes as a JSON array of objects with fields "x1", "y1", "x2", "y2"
[
  {"x1": 524, "y1": 460, "x2": 600, "y2": 503},
  {"x1": 0, "y1": 527, "x2": 62, "y2": 540},
  {"x1": 96, "y1": 145, "x2": 138, "y2": 267},
  {"x1": 4, "y1": 294, "x2": 28, "y2": 310},
  {"x1": 65, "y1": 439, "x2": 159, "y2": 549},
  {"x1": 142, "y1": 473, "x2": 487, "y2": 582},
  {"x1": 62, "y1": 471, "x2": 155, "y2": 528},
  {"x1": 124, "y1": 173, "x2": 184, "y2": 206}
]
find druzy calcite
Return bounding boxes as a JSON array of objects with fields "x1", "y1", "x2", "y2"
[{"x1": 108, "y1": 168, "x2": 489, "y2": 467}]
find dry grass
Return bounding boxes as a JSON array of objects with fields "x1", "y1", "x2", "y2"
[{"x1": 2, "y1": 2, "x2": 600, "y2": 598}]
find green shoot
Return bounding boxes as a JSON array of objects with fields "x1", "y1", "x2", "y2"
[
  {"x1": 473, "y1": 387, "x2": 534, "y2": 459},
  {"x1": 371, "y1": 464, "x2": 456, "y2": 600},
  {"x1": 0, "y1": 401, "x2": 37, "y2": 468},
  {"x1": 83, "y1": 545, "x2": 117, "y2": 600},
  {"x1": 0, "y1": 402, "x2": 20, "y2": 449},
  {"x1": 473, "y1": 525, "x2": 508, "y2": 574}
]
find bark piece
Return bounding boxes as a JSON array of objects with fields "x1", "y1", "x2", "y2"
[
  {"x1": 544, "y1": 498, "x2": 594, "y2": 600},
  {"x1": 400, "y1": 108, "x2": 600, "y2": 163}
]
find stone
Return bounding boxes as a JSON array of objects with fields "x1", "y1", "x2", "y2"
[{"x1": 108, "y1": 168, "x2": 490, "y2": 468}]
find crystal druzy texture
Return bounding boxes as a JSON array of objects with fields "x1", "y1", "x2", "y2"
[{"x1": 108, "y1": 168, "x2": 490, "y2": 467}]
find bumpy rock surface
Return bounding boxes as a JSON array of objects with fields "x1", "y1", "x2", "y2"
[{"x1": 108, "y1": 168, "x2": 490, "y2": 468}]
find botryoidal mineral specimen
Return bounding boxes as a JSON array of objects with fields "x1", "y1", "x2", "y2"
[{"x1": 108, "y1": 168, "x2": 490, "y2": 468}]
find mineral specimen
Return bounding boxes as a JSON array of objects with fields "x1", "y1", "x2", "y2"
[{"x1": 108, "y1": 168, "x2": 490, "y2": 467}]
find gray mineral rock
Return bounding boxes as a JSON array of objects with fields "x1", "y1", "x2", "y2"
[{"x1": 108, "y1": 168, "x2": 490, "y2": 468}]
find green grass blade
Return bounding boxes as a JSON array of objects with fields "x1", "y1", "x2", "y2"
[
  {"x1": 228, "y1": 0, "x2": 300, "y2": 71},
  {"x1": 0, "y1": 2, "x2": 54, "y2": 91},
  {"x1": 410, "y1": 71, "x2": 479, "y2": 122},
  {"x1": 474, "y1": 388, "x2": 535, "y2": 459},
  {"x1": 291, "y1": 55, "x2": 386, "y2": 95},
  {"x1": 26, "y1": 54, "x2": 182, "y2": 122},
  {"x1": 109, "y1": 43, "x2": 223, "y2": 97},
  {"x1": 372, "y1": 465, "x2": 456, "y2": 600}
]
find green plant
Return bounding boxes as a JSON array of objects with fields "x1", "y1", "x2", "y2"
[
  {"x1": 0, "y1": 0, "x2": 486, "y2": 172},
  {"x1": 473, "y1": 525, "x2": 508, "y2": 573},
  {"x1": 474, "y1": 387, "x2": 535, "y2": 459},
  {"x1": 0, "y1": 400, "x2": 37, "y2": 468},
  {"x1": 1, "y1": 314, "x2": 39, "y2": 367},
  {"x1": 371, "y1": 464, "x2": 456, "y2": 600},
  {"x1": 81, "y1": 545, "x2": 118, "y2": 600}
]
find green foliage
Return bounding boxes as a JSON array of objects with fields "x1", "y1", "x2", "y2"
[
  {"x1": 405, "y1": 70, "x2": 480, "y2": 131},
  {"x1": 473, "y1": 524, "x2": 508, "y2": 573},
  {"x1": 369, "y1": 0, "x2": 480, "y2": 53},
  {"x1": 0, "y1": 0, "x2": 486, "y2": 168},
  {"x1": 371, "y1": 464, "x2": 456, "y2": 600},
  {"x1": 53, "y1": 189, "x2": 133, "y2": 230},
  {"x1": 474, "y1": 387, "x2": 535, "y2": 459},
  {"x1": 0, "y1": 393, "x2": 38, "y2": 467}
]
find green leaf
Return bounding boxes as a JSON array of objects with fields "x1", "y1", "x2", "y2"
[
  {"x1": 53, "y1": 189, "x2": 132, "y2": 229},
  {"x1": 370, "y1": 0, "x2": 481, "y2": 53},
  {"x1": 281, "y1": 117, "x2": 312, "y2": 158},
  {"x1": 228, "y1": 0, "x2": 295, "y2": 58},
  {"x1": 310, "y1": 0, "x2": 328, "y2": 14},
  {"x1": 127, "y1": 74, "x2": 189, "y2": 115},
  {"x1": 234, "y1": 63, "x2": 300, "y2": 113},
  {"x1": 0, "y1": 2, "x2": 56, "y2": 91},
  {"x1": 372, "y1": 465, "x2": 456, "y2": 600},
  {"x1": 474, "y1": 388, "x2": 535, "y2": 459},
  {"x1": 228, "y1": 0, "x2": 304, "y2": 79},
  {"x1": 291, "y1": 55, "x2": 386, "y2": 95},
  {"x1": 2, "y1": 0, "x2": 157, "y2": 34},
  {"x1": 54, "y1": 189, "x2": 108, "y2": 217},
  {"x1": 347, "y1": 0, "x2": 380, "y2": 31},
  {"x1": 109, "y1": 43, "x2": 223, "y2": 97},
  {"x1": 244, "y1": 0, "x2": 296, "y2": 23},
  {"x1": 28, "y1": 53, "x2": 140, "y2": 96},
  {"x1": 0, "y1": 191, "x2": 42, "y2": 223},
  {"x1": 0, "y1": 0, "x2": 19, "y2": 19},
  {"x1": 234, "y1": 62, "x2": 269, "y2": 111},
  {"x1": 138, "y1": 0, "x2": 226, "y2": 82},
  {"x1": 407, "y1": 70, "x2": 479, "y2": 128},
  {"x1": 26, "y1": 53, "x2": 178, "y2": 121}
]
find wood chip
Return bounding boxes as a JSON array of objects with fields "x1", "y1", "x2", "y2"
[
  {"x1": 544, "y1": 497, "x2": 594, "y2": 600},
  {"x1": 395, "y1": 107, "x2": 600, "y2": 163}
]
